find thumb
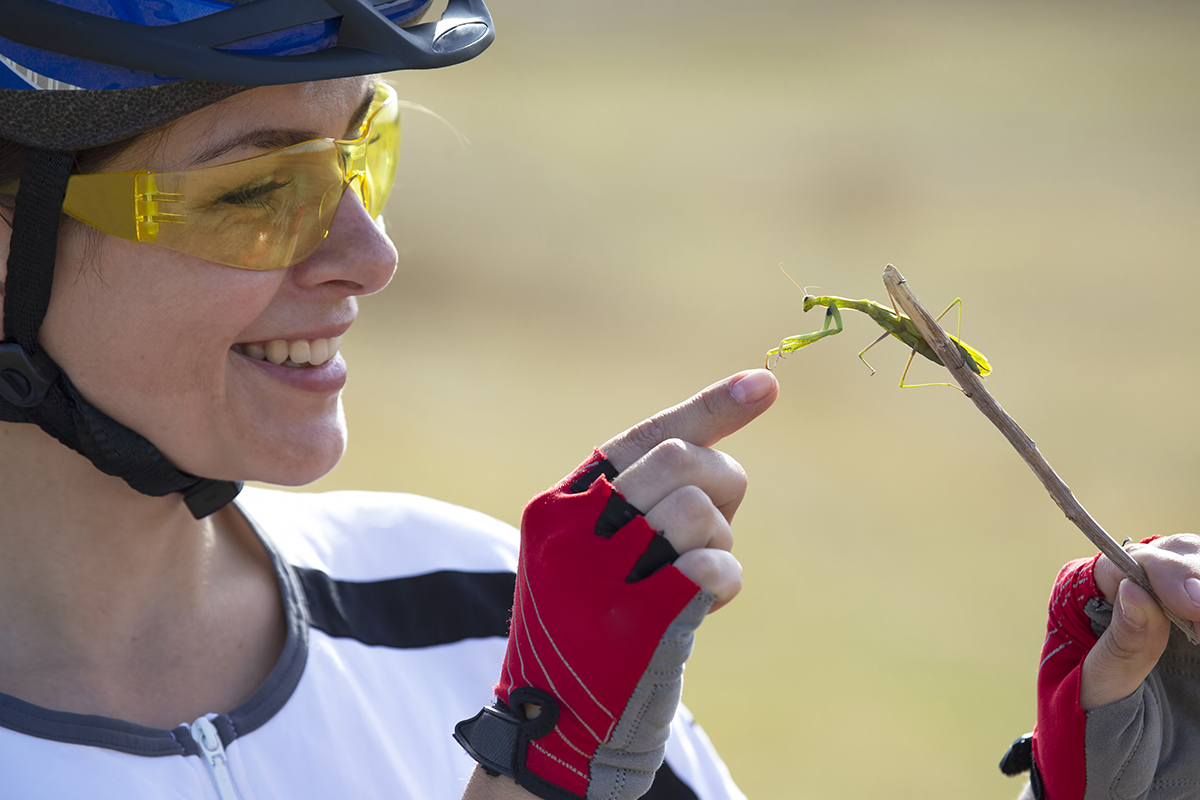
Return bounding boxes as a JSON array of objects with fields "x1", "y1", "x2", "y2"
[
  {"x1": 1079, "y1": 579, "x2": 1171, "y2": 710},
  {"x1": 601, "y1": 370, "x2": 779, "y2": 471}
]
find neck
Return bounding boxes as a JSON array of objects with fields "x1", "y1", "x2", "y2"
[
  {"x1": 0, "y1": 418, "x2": 206, "y2": 585},
  {"x1": 0, "y1": 421, "x2": 284, "y2": 727}
]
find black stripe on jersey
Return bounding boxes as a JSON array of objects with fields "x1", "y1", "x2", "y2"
[
  {"x1": 647, "y1": 760, "x2": 701, "y2": 799},
  {"x1": 297, "y1": 568, "x2": 516, "y2": 648}
]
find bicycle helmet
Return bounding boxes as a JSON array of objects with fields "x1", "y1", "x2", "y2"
[{"x1": 0, "y1": 0, "x2": 494, "y2": 518}]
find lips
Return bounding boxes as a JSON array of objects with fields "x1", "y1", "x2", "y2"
[{"x1": 231, "y1": 336, "x2": 342, "y2": 368}]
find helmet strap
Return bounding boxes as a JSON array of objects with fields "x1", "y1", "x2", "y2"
[{"x1": 0, "y1": 148, "x2": 241, "y2": 519}]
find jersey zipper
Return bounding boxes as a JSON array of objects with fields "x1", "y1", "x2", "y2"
[{"x1": 190, "y1": 716, "x2": 241, "y2": 800}]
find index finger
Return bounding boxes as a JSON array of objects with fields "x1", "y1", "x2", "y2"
[{"x1": 601, "y1": 369, "x2": 779, "y2": 472}]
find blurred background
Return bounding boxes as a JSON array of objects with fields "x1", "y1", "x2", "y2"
[{"x1": 300, "y1": 2, "x2": 1200, "y2": 797}]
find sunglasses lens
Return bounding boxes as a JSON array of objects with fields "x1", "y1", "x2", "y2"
[
  {"x1": 150, "y1": 142, "x2": 345, "y2": 269},
  {"x1": 365, "y1": 97, "x2": 400, "y2": 217}
]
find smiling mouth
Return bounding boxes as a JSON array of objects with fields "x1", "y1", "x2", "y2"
[{"x1": 231, "y1": 337, "x2": 342, "y2": 368}]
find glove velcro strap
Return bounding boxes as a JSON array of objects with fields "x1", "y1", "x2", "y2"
[
  {"x1": 453, "y1": 704, "x2": 523, "y2": 779},
  {"x1": 454, "y1": 690, "x2": 586, "y2": 800}
]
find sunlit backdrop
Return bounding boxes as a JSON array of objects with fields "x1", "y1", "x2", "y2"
[{"x1": 287, "y1": 3, "x2": 1200, "y2": 797}]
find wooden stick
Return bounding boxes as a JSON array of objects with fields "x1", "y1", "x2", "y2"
[{"x1": 881, "y1": 264, "x2": 1199, "y2": 645}]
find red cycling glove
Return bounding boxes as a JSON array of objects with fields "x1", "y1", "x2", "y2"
[
  {"x1": 1030, "y1": 537, "x2": 1163, "y2": 800},
  {"x1": 455, "y1": 450, "x2": 712, "y2": 800}
]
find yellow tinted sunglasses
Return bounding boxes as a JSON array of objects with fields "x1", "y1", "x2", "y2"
[{"x1": 3, "y1": 82, "x2": 399, "y2": 271}]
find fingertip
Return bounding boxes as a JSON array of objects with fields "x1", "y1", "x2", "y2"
[
  {"x1": 730, "y1": 369, "x2": 778, "y2": 405},
  {"x1": 1117, "y1": 579, "x2": 1151, "y2": 631},
  {"x1": 1117, "y1": 579, "x2": 1170, "y2": 637},
  {"x1": 605, "y1": 371, "x2": 780, "y2": 464},
  {"x1": 1185, "y1": 576, "x2": 1200, "y2": 606}
]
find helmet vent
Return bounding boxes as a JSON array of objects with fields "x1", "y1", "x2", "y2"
[{"x1": 0, "y1": 52, "x2": 84, "y2": 91}]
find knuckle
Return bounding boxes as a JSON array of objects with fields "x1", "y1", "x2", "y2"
[
  {"x1": 676, "y1": 548, "x2": 742, "y2": 600},
  {"x1": 696, "y1": 389, "x2": 725, "y2": 422},
  {"x1": 619, "y1": 417, "x2": 669, "y2": 459},
  {"x1": 1161, "y1": 532, "x2": 1200, "y2": 557},
  {"x1": 648, "y1": 437, "x2": 691, "y2": 471},
  {"x1": 1137, "y1": 547, "x2": 1193, "y2": 581},
  {"x1": 672, "y1": 485, "x2": 711, "y2": 522},
  {"x1": 685, "y1": 492, "x2": 732, "y2": 549},
  {"x1": 727, "y1": 456, "x2": 748, "y2": 493},
  {"x1": 654, "y1": 487, "x2": 714, "y2": 545},
  {"x1": 1101, "y1": 629, "x2": 1143, "y2": 663},
  {"x1": 712, "y1": 552, "x2": 744, "y2": 598},
  {"x1": 709, "y1": 523, "x2": 734, "y2": 553},
  {"x1": 667, "y1": 486, "x2": 733, "y2": 547},
  {"x1": 727, "y1": 559, "x2": 744, "y2": 591}
]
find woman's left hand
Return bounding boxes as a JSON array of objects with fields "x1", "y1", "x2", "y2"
[{"x1": 1081, "y1": 534, "x2": 1200, "y2": 709}]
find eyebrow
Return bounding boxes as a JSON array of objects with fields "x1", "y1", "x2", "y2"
[{"x1": 188, "y1": 86, "x2": 377, "y2": 168}]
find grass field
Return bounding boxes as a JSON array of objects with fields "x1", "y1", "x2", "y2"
[{"x1": 290, "y1": 3, "x2": 1200, "y2": 797}]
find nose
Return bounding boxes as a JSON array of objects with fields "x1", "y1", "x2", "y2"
[{"x1": 288, "y1": 186, "x2": 397, "y2": 297}]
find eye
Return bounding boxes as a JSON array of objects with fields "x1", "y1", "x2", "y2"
[{"x1": 215, "y1": 177, "x2": 293, "y2": 209}]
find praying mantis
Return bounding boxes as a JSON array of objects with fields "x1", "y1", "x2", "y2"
[{"x1": 764, "y1": 272, "x2": 992, "y2": 389}]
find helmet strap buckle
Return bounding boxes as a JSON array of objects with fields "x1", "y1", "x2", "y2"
[{"x1": 0, "y1": 341, "x2": 57, "y2": 407}]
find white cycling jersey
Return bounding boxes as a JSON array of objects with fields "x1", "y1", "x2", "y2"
[{"x1": 0, "y1": 487, "x2": 745, "y2": 799}]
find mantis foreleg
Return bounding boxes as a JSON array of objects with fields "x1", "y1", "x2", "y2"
[{"x1": 765, "y1": 303, "x2": 843, "y2": 369}]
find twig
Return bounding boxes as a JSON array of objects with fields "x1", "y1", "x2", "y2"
[{"x1": 881, "y1": 264, "x2": 1199, "y2": 645}]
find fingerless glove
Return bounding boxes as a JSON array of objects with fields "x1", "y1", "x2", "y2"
[{"x1": 455, "y1": 451, "x2": 713, "y2": 800}]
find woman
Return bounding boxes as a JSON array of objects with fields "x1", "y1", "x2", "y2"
[{"x1": 0, "y1": 2, "x2": 777, "y2": 798}]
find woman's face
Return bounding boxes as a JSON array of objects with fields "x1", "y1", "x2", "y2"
[{"x1": 36, "y1": 78, "x2": 398, "y2": 485}]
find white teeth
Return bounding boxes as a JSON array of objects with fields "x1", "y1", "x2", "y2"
[
  {"x1": 288, "y1": 340, "x2": 310, "y2": 365},
  {"x1": 265, "y1": 340, "x2": 289, "y2": 365},
  {"x1": 309, "y1": 338, "x2": 329, "y2": 366},
  {"x1": 234, "y1": 336, "x2": 342, "y2": 368}
]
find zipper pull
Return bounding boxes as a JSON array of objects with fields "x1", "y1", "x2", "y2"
[{"x1": 190, "y1": 716, "x2": 241, "y2": 800}]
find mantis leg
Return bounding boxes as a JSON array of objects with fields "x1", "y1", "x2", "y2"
[
  {"x1": 856, "y1": 331, "x2": 889, "y2": 376},
  {"x1": 935, "y1": 297, "x2": 963, "y2": 337},
  {"x1": 764, "y1": 303, "x2": 844, "y2": 369},
  {"x1": 897, "y1": 348, "x2": 960, "y2": 390},
  {"x1": 898, "y1": 297, "x2": 966, "y2": 390},
  {"x1": 899, "y1": 363, "x2": 964, "y2": 391},
  {"x1": 880, "y1": 285, "x2": 965, "y2": 333}
]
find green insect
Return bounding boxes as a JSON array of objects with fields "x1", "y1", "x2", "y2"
[{"x1": 765, "y1": 277, "x2": 992, "y2": 389}]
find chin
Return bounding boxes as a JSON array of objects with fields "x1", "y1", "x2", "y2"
[
  {"x1": 258, "y1": 441, "x2": 346, "y2": 487},
  {"x1": 169, "y1": 410, "x2": 348, "y2": 487},
  {"x1": 243, "y1": 420, "x2": 348, "y2": 486}
]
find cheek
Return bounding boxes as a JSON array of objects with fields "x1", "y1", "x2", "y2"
[
  {"x1": 41, "y1": 236, "x2": 279, "y2": 420},
  {"x1": 36, "y1": 234, "x2": 346, "y2": 484}
]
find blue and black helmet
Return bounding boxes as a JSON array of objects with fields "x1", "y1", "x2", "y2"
[
  {"x1": 0, "y1": 0, "x2": 493, "y2": 147},
  {"x1": 0, "y1": 0, "x2": 494, "y2": 517}
]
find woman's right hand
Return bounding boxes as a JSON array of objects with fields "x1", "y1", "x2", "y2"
[
  {"x1": 457, "y1": 370, "x2": 777, "y2": 800},
  {"x1": 1080, "y1": 534, "x2": 1200, "y2": 710}
]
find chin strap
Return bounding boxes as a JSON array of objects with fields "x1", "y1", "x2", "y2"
[{"x1": 0, "y1": 147, "x2": 240, "y2": 519}]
